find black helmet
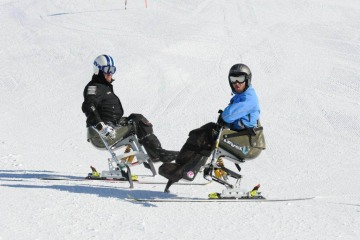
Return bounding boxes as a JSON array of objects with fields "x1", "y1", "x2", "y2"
[{"x1": 228, "y1": 63, "x2": 252, "y2": 92}]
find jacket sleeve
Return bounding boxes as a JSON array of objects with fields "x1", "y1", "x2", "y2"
[
  {"x1": 222, "y1": 94, "x2": 258, "y2": 123},
  {"x1": 82, "y1": 85, "x2": 103, "y2": 125}
]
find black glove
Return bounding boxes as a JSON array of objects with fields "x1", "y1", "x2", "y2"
[
  {"x1": 217, "y1": 112, "x2": 226, "y2": 127},
  {"x1": 118, "y1": 117, "x2": 128, "y2": 126}
]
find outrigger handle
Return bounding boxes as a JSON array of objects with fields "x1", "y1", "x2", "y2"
[{"x1": 216, "y1": 109, "x2": 226, "y2": 127}]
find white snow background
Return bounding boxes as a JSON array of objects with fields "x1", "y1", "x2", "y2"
[{"x1": 0, "y1": 0, "x2": 359, "y2": 239}]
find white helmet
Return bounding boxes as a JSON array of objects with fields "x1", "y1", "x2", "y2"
[{"x1": 93, "y1": 54, "x2": 116, "y2": 75}]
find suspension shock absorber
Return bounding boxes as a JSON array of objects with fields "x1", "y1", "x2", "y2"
[
  {"x1": 122, "y1": 144, "x2": 135, "y2": 163},
  {"x1": 214, "y1": 157, "x2": 227, "y2": 179}
]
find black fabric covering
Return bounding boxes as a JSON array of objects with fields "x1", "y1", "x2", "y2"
[
  {"x1": 159, "y1": 122, "x2": 217, "y2": 182},
  {"x1": 128, "y1": 113, "x2": 153, "y2": 139},
  {"x1": 128, "y1": 113, "x2": 178, "y2": 162}
]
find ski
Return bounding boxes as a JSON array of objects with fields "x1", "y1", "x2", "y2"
[
  {"x1": 126, "y1": 196, "x2": 315, "y2": 203},
  {"x1": 39, "y1": 177, "x2": 210, "y2": 185}
]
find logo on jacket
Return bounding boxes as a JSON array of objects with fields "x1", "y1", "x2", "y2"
[
  {"x1": 107, "y1": 91, "x2": 112, "y2": 94},
  {"x1": 223, "y1": 139, "x2": 249, "y2": 155},
  {"x1": 87, "y1": 86, "x2": 96, "y2": 95}
]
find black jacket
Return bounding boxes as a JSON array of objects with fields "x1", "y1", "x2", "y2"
[{"x1": 82, "y1": 74, "x2": 124, "y2": 127}]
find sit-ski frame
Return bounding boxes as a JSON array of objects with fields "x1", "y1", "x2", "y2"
[
  {"x1": 202, "y1": 111, "x2": 263, "y2": 199},
  {"x1": 91, "y1": 125, "x2": 156, "y2": 188}
]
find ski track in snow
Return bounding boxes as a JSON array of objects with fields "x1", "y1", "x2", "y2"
[{"x1": 1, "y1": 0, "x2": 360, "y2": 240}]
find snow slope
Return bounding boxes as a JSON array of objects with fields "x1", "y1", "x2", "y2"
[{"x1": 0, "y1": 0, "x2": 359, "y2": 239}]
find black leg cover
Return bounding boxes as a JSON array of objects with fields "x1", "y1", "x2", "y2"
[
  {"x1": 159, "y1": 163, "x2": 184, "y2": 182},
  {"x1": 141, "y1": 134, "x2": 179, "y2": 163},
  {"x1": 158, "y1": 122, "x2": 216, "y2": 186}
]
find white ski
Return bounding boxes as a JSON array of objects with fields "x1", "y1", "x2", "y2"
[
  {"x1": 126, "y1": 196, "x2": 315, "y2": 203},
  {"x1": 39, "y1": 177, "x2": 210, "y2": 185}
]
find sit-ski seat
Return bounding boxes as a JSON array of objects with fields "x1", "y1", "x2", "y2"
[
  {"x1": 87, "y1": 124, "x2": 133, "y2": 149},
  {"x1": 218, "y1": 125, "x2": 266, "y2": 161}
]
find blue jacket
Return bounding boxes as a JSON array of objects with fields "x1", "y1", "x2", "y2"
[{"x1": 222, "y1": 86, "x2": 260, "y2": 129}]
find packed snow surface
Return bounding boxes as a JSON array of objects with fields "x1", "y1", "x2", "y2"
[{"x1": 0, "y1": 0, "x2": 359, "y2": 239}]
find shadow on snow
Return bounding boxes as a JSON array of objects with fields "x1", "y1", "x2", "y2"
[
  {"x1": 0, "y1": 169, "x2": 82, "y2": 181},
  {"x1": 0, "y1": 170, "x2": 175, "y2": 207}
]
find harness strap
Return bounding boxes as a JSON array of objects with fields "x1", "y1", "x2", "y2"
[{"x1": 223, "y1": 127, "x2": 263, "y2": 139}]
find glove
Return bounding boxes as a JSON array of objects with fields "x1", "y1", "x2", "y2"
[
  {"x1": 96, "y1": 122, "x2": 116, "y2": 139},
  {"x1": 118, "y1": 117, "x2": 128, "y2": 126},
  {"x1": 217, "y1": 113, "x2": 227, "y2": 127},
  {"x1": 101, "y1": 125, "x2": 116, "y2": 139}
]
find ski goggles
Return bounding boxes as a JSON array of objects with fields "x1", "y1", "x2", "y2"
[
  {"x1": 229, "y1": 75, "x2": 246, "y2": 84},
  {"x1": 94, "y1": 61, "x2": 117, "y2": 74},
  {"x1": 101, "y1": 66, "x2": 116, "y2": 74}
]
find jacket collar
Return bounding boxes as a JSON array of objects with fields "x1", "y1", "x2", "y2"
[{"x1": 92, "y1": 74, "x2": 113, "y2": 86}]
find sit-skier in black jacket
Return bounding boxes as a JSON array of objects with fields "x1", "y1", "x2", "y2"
[{"x1": 82, "y1": 54, "x2": 178, "y2": 163}]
